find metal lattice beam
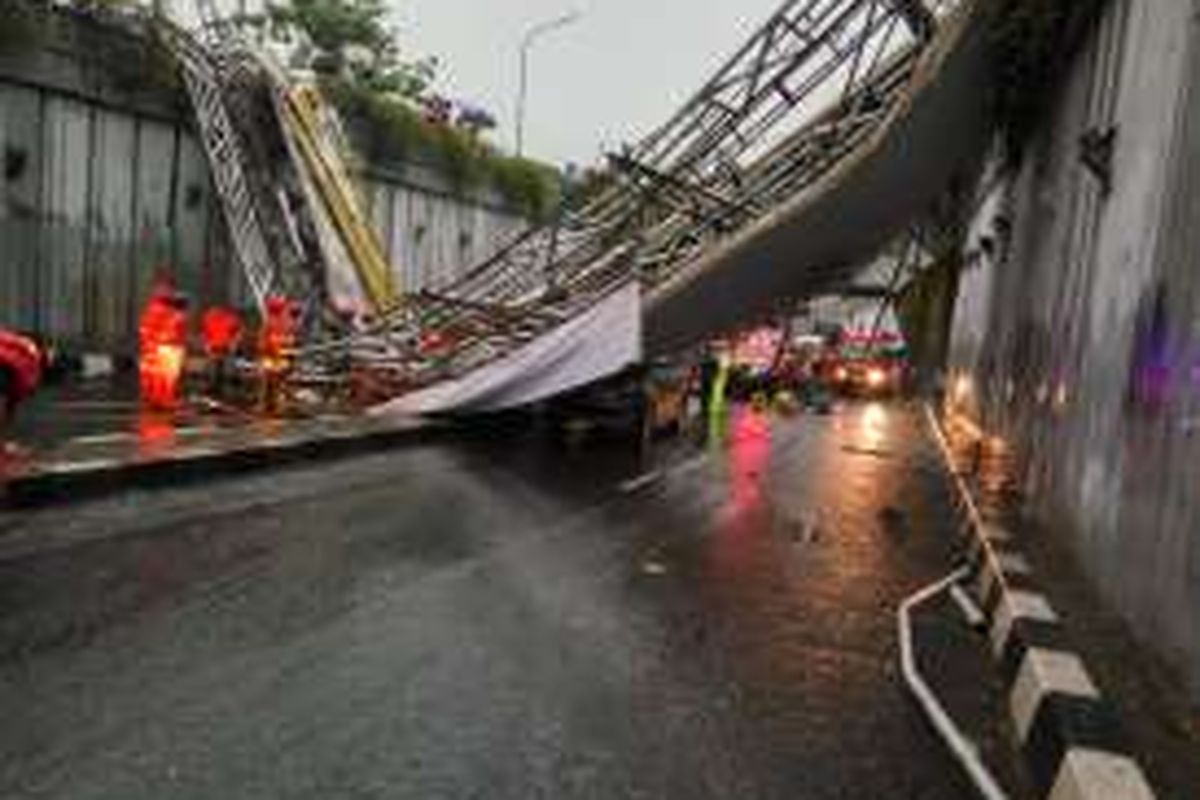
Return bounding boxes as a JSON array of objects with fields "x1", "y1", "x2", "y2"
[{"x1": 297, "y1": 0, "x2": 963, "y2": 392}]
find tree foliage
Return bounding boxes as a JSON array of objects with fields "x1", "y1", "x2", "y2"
[
  {"x1": 324, "y1": 78, "x2": 560, "y2": 220},
  {"x1": 259, "y1": 0, "x2": 436, "y2": 98},
  {"x1": 1, "y1": 1, "x2": 178, "y2": 93},
  {"x1": 0, "y1": 0, "x2": 48, "y2": 50},
  {"x1": 258, "y1": 0, "x2": 560, "y2": 218}
]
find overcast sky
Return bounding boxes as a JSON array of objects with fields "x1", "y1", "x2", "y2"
[{"x1": 393, "y1": 0, "x2": 786, "y2": 167}]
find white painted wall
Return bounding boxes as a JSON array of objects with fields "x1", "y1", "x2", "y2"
[{"x1": 948, "y1": 0, "x2": 1200, "y2": 699}]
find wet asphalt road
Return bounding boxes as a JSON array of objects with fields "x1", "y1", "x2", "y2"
[{"x1": 0, "y1": 402, "x2": 990, "y2": 799}]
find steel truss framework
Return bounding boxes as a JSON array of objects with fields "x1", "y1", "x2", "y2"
[{"x1": 186, "y1": 0, "x2": 961, "y2": 394}]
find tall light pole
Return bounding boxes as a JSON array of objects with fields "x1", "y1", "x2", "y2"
[{"x1": 515, "y1": 10, "x2": 583, "y2": 158}]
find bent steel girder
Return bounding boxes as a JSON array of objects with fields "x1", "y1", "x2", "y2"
[
  {"x1": 299, "y1": 0, "x2": 967, "y2": 391},
  {"x1": 645, "y1": 0, "x2": 992, "y2": 353},
  {"x1": 362, "y1": 0, "x2": 910, "y2": 314},
  {"x1": 446, "y1": 0, "x2": 922, "y2": 305}
]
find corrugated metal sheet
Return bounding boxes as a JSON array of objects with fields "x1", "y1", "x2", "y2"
[
  {"x1": 40, "y1": 95, "x2": 90, "y2": 341},
  {"x1": 0, "y1": 84, "x2": 43, "y2": 333},
  {"x1": 131, "y1": 119, "x2": 176, "y2": 327},
  {"x1": 1, "y1": 82, "x2": 214, "y2": 352},
  {"x1": 173, "y1": 133, "x2": 212, "y2": 305},
  {"x1": 366, "y1": 176, "x2": 527, "y2": 294},
  {"x1": 91, "y1": 108, "x2": 137, "y2": 348}
]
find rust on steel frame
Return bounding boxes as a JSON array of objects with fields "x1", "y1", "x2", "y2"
[{"x1": 296, "y1": 1, "x2": 958, "y2": 390}]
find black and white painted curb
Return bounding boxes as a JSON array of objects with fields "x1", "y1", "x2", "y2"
[{"x1": 925, "y1": 406, "x2": 1157, "y2": 800}]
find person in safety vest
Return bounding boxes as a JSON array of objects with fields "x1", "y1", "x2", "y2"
[
  {"x1": 0, "y1": 329, "x2": 43, "y2": 429},
  {"x1": 258, "y1": 295, "x2": 296, "y2": 415},
  {"x1": 201, "y1": 306, "x2": 243, "y2": 399},
  {"x1": 139, "y1": 278, "x2": 189, "y2": 410}
]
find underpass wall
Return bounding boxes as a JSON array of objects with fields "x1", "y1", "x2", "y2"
[
  {"x1": 0, "y1": 10, "x2": 226, "y2": 355},
  {"x1": 947, "y1": 0, "x2": 1200, "y2": 700},
  {"x1": 0, "y1": 8, "x2": 526, "y2": 356},
  {"x1": 362, "y1": 164, "x2": 525, "y2": 298}
]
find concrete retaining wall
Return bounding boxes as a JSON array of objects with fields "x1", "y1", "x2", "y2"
[
  {"x1": 0, "y1": 8, "x2": 526, "y2": 353},
  {"x1": 947, "y1": 0, "x2": 1200, "y2": 702},
  {"x1": 363, "y1": 164, "x2": 526, "y2": 301}
]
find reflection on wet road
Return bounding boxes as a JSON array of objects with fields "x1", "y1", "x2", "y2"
[{"x1": 0, "y1": 402, "x2": 980, "y2": 799}]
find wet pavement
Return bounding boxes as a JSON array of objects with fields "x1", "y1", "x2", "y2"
[
  {"x1": 7, "y1": 378, "x2": 188, "y2": 450},
  {"x1": 0, "y1": 402, "x2": 1013, "y2": 799},
  {"x1": 0, "y1": 379, "x2": 429, "y2": 504},
  {"x1": 1, "y1": 377, "x2": 252, "y2": 477}
]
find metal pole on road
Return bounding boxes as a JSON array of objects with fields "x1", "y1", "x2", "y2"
[{"x1": 515, "y1": 9, "x2": 583, "y2": 157}]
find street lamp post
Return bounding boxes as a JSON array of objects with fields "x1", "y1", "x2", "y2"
[{"x1": 515, "y1": 10, "x2": 583, "y2": 157}]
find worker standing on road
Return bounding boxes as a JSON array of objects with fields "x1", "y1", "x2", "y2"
[
  {"x1": 201, "y1": 306, "x2": 243, "y2": 400},
  {"x1": 258, "y1": 296, "x2": 296, "y2": 415},
  {"x1": 0, "y1": 329, "x2": 44, "y2": 438},
  {"x1": 139, "y1": 278, "x2": 189, "y2": 411}
]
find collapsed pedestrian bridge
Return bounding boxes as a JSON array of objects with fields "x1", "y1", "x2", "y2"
[{"x1": 171, "y1": 0, "x2": 995, "y2": 414}]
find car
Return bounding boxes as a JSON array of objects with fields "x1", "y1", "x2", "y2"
[{"x1": 832, "y1": 357, "x2": 905, "y2": 397}]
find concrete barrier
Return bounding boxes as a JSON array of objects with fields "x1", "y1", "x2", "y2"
[{"x1": 928, "y1": 405, "x2": 1157, "y2": 800}]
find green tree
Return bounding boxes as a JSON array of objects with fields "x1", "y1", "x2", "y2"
[
  {"x1": 262, "y1": 0, "x2": 435, "y2": 98},
  {"x1": 255, "y1": 0, "x2": 558, "y2": 218},
  {"x1": 0, "y1": 0, "x2": 46, "y2": 51}
]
